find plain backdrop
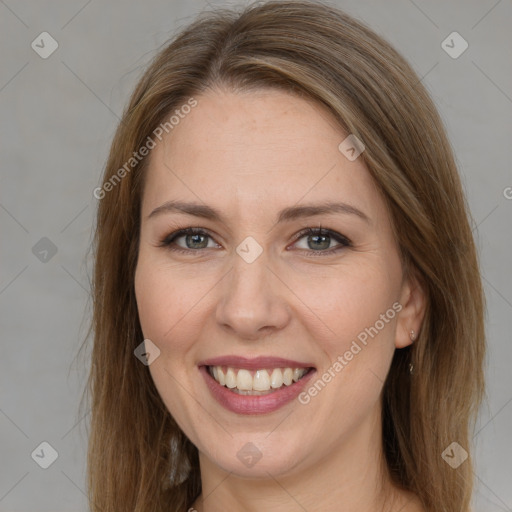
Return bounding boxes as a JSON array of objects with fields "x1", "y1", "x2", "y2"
[{"x1": 0, "y1": 0, "x2": 511, "y2": 510}]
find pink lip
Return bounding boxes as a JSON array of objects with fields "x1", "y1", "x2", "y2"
[
  {"x1": 198, "y1": 355, "x2": 315, "y2": 370},
  {"x1": 199, "y1": 365, "x2": 316, "y2": 415}
]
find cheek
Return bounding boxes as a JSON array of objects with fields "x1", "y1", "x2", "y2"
[
  {"x1": 291, "y1": 259, "x2": 400, "y2": 413},
  {"x1": 292, "y1": 269, "x2": 399, "y2": 421},
  {"x1": 135, "y1": 262, "x2": 171, "y2": 342},
  {"x1": 134, "y1": 253, "x2": 219, "y2": 361},
  {"x1": 134, "y1": 257, "x2": 205, "y2": 426},
  {"x1": 289, "y1": 259, "x2": 400, "y2": 344},
  {"x1": 135, "y1": 253, "x2": 192, "y2": 340}
]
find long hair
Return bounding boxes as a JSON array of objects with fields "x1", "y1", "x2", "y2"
[{"x1": 84, "y1": 1, "x2": 486, "y2": 510}]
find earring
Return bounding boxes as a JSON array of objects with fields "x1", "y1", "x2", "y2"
[{"x1": 409, "y1": 329, "x2": 416, "y2": 375}]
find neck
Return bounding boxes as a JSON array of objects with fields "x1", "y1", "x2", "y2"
[{"x1": 190, "y1": 404, "x2": 409, "y2": 512}]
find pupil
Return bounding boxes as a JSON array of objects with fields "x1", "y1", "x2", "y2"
[
  {"x1": 310, "y1": 234, "x2": 330, "y2": 250},
  {"x1": 187, "y1": 234, "x2": 208, "y2": 249}
]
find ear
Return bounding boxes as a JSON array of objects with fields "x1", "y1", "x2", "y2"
[{"x1": 395, "y1": 268, "x2": 427, "y2": 349}]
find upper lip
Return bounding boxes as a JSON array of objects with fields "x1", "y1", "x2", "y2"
[{"x1": 198, "y1": 355, "x2": 315, "y2": 370}]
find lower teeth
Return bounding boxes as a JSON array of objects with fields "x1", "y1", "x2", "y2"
[{"x1": 229, "y1": 388, "x2": 279, "y2": 395}]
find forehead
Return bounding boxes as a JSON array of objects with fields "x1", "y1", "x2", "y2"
[{"x1": 141, "y1": 88, "x2": 385, "y2": 226}]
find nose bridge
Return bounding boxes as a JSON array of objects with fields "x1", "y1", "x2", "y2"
[{"x1": 215, "y1": 238, "x2": 290, "y2": 337}]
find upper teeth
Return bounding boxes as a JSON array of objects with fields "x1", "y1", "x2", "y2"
[{"x1": 209, "y1": 366, "x2": 308, "y2": 392}]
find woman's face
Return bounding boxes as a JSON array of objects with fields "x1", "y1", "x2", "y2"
[{"x1": 134, "y1": 88, "x2": 421, "y2": 478}]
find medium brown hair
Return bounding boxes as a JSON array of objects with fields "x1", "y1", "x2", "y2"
[{"x1": 84, "y1": 1, "x2": 486, "y2": 510}]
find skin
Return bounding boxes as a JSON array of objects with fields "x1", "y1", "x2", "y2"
[{"x1": 134, "y1": 87, "x2": 426, "y2": 512}]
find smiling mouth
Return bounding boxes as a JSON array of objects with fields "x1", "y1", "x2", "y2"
[{"x1": 206, "y1": 365, "x2": 315, "y2": 395}]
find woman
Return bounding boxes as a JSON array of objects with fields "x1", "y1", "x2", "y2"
[{"x1": 85, "y1": 1, "x2": 486, "y2": 511}]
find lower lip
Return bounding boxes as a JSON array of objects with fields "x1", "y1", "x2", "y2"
[{"x1": 199, "y1": 365, "x2": 316, "y2": 415}]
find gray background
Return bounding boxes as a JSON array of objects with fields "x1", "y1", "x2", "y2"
[{"x1": 0, "y1": 0, "x2": 511, "y2": 510}]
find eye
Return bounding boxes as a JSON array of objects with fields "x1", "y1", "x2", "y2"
[
  {"x1": 291, "y1": 226, "x2": 351, "y2": 255},
  {"x1": 159, "y1": 227, "x2": 219, "y2": 254}
]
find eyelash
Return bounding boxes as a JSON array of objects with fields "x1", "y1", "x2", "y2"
[{"x1": 158, "y1": 225, "x2": 352, "y2": 256}]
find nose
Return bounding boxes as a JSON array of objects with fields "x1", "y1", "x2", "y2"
[{"x1": 215, "y1": 249, "x2": 291, "y2": 340}]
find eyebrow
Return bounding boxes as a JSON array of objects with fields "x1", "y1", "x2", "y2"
[{"x1": 148, "y1": 200, "x2": 370, "y2": 225}]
